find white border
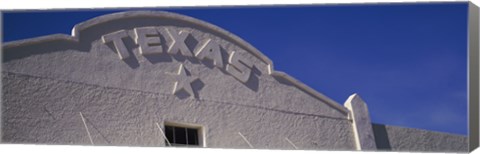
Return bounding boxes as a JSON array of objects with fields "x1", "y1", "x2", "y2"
[
  {"x1": 0, "y1": 144, "x2": 386, "y2": 154},
  {"x1": 1, "y1": 0, "x2": 477, "y2": 154}
]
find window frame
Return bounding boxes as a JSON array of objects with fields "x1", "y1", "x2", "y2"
[{"x1": 163, "y1": 121, "x2": 206, "y2": 147}]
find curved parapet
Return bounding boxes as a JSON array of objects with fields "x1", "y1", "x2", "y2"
[
  {"x1": 2, "y1": 11, "x2": 357, "y2": 149},
  {"x1": 3, "y1": 11, "x2": 349, "y2": 115}
]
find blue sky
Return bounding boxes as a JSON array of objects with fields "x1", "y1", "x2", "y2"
[{"x1": 2, "y1": 3, "x2": 469, "y2": 135}]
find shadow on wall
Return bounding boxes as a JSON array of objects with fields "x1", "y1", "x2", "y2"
[{"x1": 372, "y1": 123, "x2": 392, "y2": 150}]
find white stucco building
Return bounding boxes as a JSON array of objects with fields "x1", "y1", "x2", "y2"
[{"x1": 1, "y1": 11, "x2": 468, "y2": 152}]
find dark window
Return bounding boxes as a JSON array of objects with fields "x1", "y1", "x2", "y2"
[{"x1": 165, "y1": 125, "x2": 199, "y2": 146}]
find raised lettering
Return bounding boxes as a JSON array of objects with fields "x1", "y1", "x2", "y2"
[
  {"x1": 102, "y1": 30, "x2": 130, "y2": 60},
  {"x1": 165, "y1": 28, "x2": 193, "y2": 57},
  {"x1": 194, "y1": 39, "x2": 224, "y2": 68},
  {"x1": 134, "y1": 27, "x2": 163, "y2": 55},
  {"x1": 226, "y1": 51, "x2": 254, "y2": 83}
]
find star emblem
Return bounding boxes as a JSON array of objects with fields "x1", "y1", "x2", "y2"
[{"x1": 167, "y1": 64, "x2": 198, "y2": 96}]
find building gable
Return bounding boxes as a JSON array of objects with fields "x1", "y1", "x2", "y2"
[{"x1": 3, "y1": 11, "x2": 348, "y2": 119}]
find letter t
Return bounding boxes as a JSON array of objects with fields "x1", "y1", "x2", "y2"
[{"x1": 102, "y1": 30, "x2": 130, "y2": 60}]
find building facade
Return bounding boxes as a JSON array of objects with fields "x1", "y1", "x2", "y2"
[{"x1": 1, "y1": 11, "x2": 468, "y2": 152}]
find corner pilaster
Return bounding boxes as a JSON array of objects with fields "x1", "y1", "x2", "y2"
[{"x1": 344, "y1": 93, "x2": 377, "y2": 151}]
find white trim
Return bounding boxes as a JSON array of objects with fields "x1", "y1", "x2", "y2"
[
  {"x1": 272, "y1": 71, "x2": 349, "y2": 114},
  {"x1": 344, "y1": 94, "x2": 377, "y2": 150}
]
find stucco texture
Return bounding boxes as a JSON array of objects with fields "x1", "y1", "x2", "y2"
[
  {"x1": 1, "y1": 70, "x2": 355, "y2": 149},
  {"x1": 1, "y1": 11, "x2": 354, "y2": 150},
  {"x1": 1, "y1": 11, "x2": 468, "y2": 152},
  {"x1": 372, "y1": 124, "x2": 467, "y2": 152}
]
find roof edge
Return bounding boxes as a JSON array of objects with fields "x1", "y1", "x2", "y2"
[
  {"x1": 3, "y1": 11, "x2": 349, "y2": 115},
  {"x1": 3, "y1": 34, "x2": 78, "y2": 50},
  {"x1": 272, "y1": 71, "x2": 349, "y2": 114},
  {"x1": 72, "y1": 11, "x2": 274, "y2": 68}
]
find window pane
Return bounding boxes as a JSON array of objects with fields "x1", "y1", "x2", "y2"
[
  {"x1": 164, "y1": 124, "x2": 200, "y2": 146},
  {"x1": 187, "y1": 128, "x2": 198, "y2": 145},
  {"x1": 165, "y1": 126, "x2": 174, "y2": 145},
  {"x1": 174, "y1": 127, "x2": 187, "y2": 144}
]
